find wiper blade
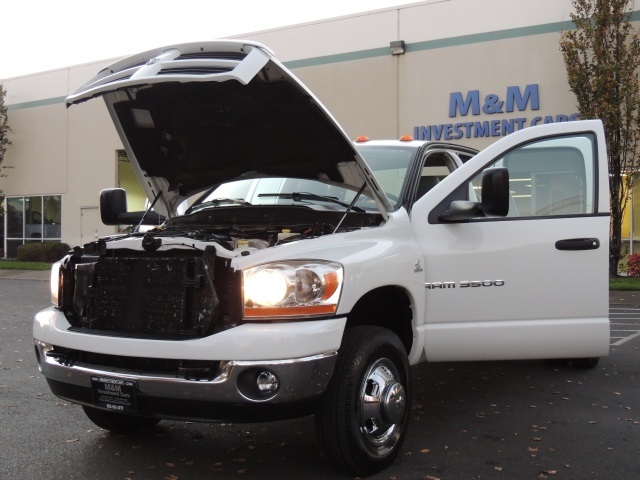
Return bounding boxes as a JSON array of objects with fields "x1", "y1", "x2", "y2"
[
  {"x1": 258, "y1": 192, "x2": 365, "y2": 213},
  {"x1": 188, "y1": 198, "x2": 252, "y2": 213}
]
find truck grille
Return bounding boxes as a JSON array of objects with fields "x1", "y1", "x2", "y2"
[{"x1": 80, "y1": 255, "x2": 219, "y2": 338}]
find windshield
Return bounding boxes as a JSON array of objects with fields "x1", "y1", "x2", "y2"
[
  {"x1": 184, "y1": 145, "x2": 417, "y2": 215},
  {"x1": 186, "y1": 177, "x2": 375, "y2": 214}
]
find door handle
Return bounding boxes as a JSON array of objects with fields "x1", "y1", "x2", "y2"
[{"x1": 555, "y1": 238, "x2": 600, "y2": 251}]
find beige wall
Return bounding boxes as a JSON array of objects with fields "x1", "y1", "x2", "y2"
[
  {"x1": 397, "y1": 32, "x2": 579, "y2": 150},
  {"x1": 65, "y1": 98, "x2": 122, "y2": 243},
  {"x1": 2, "y1": 103, "x2": 68, "y2": 195},
  {"x1": 1, "y1": 0, "x2": 627, "y2": 253},
  {"x1": 237, "y1": 0, "x2": 581, "y2": 148},
  {"x1": 294, "y1": 57, "x2": 400, "y2": 140},
  {"x1": 239, "y1": 7, "x2": 399, "y2": 61},
  {"x1": 1, "y1": 60, "x2": 121, "y2": 248}
]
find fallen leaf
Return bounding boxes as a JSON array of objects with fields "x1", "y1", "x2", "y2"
[
  {"x1": 66, "y1": 438, "x2": 79, "y2": 443},
  {"x1": 421, "y1": 449, "x2": 431, "y2": 454}
]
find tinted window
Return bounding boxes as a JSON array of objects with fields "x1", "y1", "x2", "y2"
[{"x1": 468, "y1": 134, "x2": 596, "y2": 218}]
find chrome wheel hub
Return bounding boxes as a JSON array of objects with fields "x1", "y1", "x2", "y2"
[{"x1": 358, "y1": 358, "x2": 406, "y2": 454}]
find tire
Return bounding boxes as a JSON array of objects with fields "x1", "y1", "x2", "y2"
[
  {"x1": 572, "y1": 357, "x2": 600, "y2": 369},
  {"x1": 82, "y1": 406, "x2": 161, "y2": 433},
  {"x1": 316, "y1": 326, "x2": 411, "y2": 476}
]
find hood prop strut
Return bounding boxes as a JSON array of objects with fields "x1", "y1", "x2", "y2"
[
  {"x1": 135, "y1": 190, "x2": 164, "y2": 233},
  {"x1": 333, "y1": 183, "x2": 367, "y2": 234}
]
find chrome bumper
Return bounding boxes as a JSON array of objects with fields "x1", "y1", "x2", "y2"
[{"x1": 35, "y1": 340, "x2": 337, "y2": 408}]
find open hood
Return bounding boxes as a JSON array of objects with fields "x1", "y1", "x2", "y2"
[{"x1": 67, "y1": 40, "x2": 392, "y2": 218}]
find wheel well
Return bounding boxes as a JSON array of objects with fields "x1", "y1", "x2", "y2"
[{"x1": 345, "y1": 286, "x2": 413, "y2": 354}]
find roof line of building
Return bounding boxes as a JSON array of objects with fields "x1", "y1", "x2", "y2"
[{"x1": 7, "y1": 10, "x2": 640, "y2": 111}]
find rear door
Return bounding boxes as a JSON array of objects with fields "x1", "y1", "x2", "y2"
[{"x1": 411, "y1": 120, "x2": 609, "y2": 362}]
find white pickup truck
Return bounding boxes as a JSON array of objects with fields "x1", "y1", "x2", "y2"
[{"x1": 34, "y1": 40, "x2": 610, "y2": 475}]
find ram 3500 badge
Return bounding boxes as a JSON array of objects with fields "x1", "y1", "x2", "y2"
[{"x1": 34, "y1": 40, "x2": 610, "y2": 476}]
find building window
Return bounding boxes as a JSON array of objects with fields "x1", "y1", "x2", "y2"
[{"x1": 3, "y1": 195, "x2": 62, "y2": 258}]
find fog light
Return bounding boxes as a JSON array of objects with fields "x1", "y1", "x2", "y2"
[{"x1": 256, "y1": 371, "x2": 279, "y2": 393}]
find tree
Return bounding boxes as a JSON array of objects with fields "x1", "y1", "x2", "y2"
[
  {"x1": 0, "y1": 83, "x2": 10, "y2": 168},
  {"x1": 0, "y1": 82, "x2": 12, "y2": 221},
  {"x1": 560, "y1": 0, "x2": 640, "y2": 276}
]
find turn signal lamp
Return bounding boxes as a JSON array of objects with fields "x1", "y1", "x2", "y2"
[
  {"x1": 355, "y1": 135, "x2": 370, "y2": 142},
  {"x1": 50, "y1": 260, "x2": 63, "y2": 307},
  {"x1": 399, "y1": 135, "x2": 414, "y2": 141}
]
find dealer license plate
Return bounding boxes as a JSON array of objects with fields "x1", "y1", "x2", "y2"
[{"x1": 91, "y1": 376, "x2": 138, "y2": 413}]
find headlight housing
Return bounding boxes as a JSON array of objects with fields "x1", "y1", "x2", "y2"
[
  {"x1": 50, "y1": 260, "x2": 63, "y2": 308},
  {"x1": 242, "y1": 261, "x2": 343, "y2": 319}
]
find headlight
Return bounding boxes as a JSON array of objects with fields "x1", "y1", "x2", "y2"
[
  {"x1": 50, "y1": 260, "x2": 63, "y2": 307},
  {"x1": 243, "y1": 261, "x2": 343, "y2": 319}
]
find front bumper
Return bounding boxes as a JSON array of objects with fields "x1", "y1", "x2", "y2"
[{"x1": 34, "y1": 307, "x2": 346, "y2": 421}]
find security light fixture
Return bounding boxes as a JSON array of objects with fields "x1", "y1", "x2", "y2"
[{"x1": 390, "y1": 40, "x2": 405, "y2": 55}]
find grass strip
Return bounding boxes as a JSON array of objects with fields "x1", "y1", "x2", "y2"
[{"x1": 0, "y1": 261, "x2": 53, "y2": 271}]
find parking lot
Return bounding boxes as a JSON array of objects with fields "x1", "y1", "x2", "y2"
[
  {"x1": 610, "y1": 301, "x2": 640, "y2": 346},
  {"x1": 1, "y1": 278, "x2": 639, "y2": 479}
]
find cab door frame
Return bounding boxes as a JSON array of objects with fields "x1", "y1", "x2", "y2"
[{"x1": 410, "y1": 120, "x2": 610, "y2": 362}]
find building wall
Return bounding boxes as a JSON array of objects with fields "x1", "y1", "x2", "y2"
[{"x1": 1, "y1": 0, "x2": 633, "y2": 255}]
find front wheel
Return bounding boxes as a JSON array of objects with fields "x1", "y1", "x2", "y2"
[
  {"x1": 316, "y1": 326, "x2": 411, "y2": 476},
  {"x1": 82, "y1": 406, "x2": 161, "y2": 433}
]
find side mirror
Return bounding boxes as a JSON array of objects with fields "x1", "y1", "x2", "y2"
[
  {"x1": 99, "y1": 188, "x2": 166, "y2": 226},
  {"x1": 481, "y1": 167, "x2": 509, "y2": 217},
  {"x1": 439, "y1": 167, "x2": 509, "y2": 222},
  {"x1": 100, "y1": 188, "x2": 127, "y2": 225}
]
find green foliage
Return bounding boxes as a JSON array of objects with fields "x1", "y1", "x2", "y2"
[
  {"x1": 0, "y1": 260, "x2": 52, "y2": 271},
  {"x1": 16, "y1": 242, "x2": 71, "y2": 262},
  {"x1": 609, "y1": 275, "x2": 640, "y2": 290},
  {"x1": 0, "y1": 83, "x2": 11, "y2": 217},
  {"x1": 560, "y1": 0, "x2": 640, "y2": 276},
  {"x1": 0, "y1": 83, "x2": 10, "y2": 171}
]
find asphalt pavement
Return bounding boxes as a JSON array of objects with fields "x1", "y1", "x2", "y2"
[{"x1": 0, "y1": 269, "x2": 50, "y2": 281}]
